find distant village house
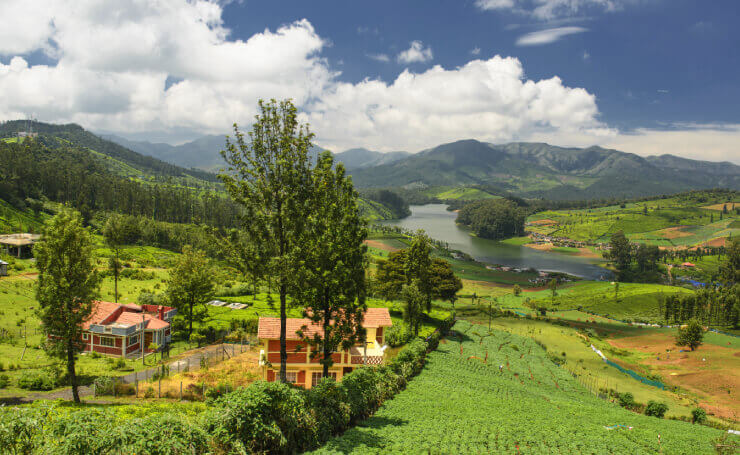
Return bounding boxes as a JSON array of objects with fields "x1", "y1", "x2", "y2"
[
  {"x1": 80, "y1": 301, "x2": 176, "y2": 358},
  {"x1": 0, "y1": 233, "x2": 41, "y2": 258}
]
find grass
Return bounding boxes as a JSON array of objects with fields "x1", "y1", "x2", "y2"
[
  {"x1": 526, "y1": 192, "x2": 739, "y2": 247},
  {"x1": 500, "y1": 236, "x2": 532, "y2": 246}
]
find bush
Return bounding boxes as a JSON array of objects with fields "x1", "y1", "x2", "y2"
[
  {"x1": 691, "y1": 407, "x2": 707, "y2": 424},
  {"x1": 0, "y1": 374, "x2": 9, "y2": 389},
  {"x1": 93, "y1": 376, "x2": 115, "y2": 395},
  {"x1": 204, "y1": 382, "x2": 233, "y2": 402},
  {"x1": 645, "y1": 401, "x2": 669, "y2": 418},
  {"x1": 17, "y1": 370, "x2": 55, "y2": 391},
  {"x1": 113, "y1": 413, "x2": 209, "y2": 455},
  {"x1": 385, "y1": 324, "x2": 413, "y2": 347},
  {"x1": 306, "y1": 378, "x2": 351, "y2": 439},
  {"x1": 206, "y1": 381, "x2": 318, "y2": 454},
  {"x1": 618, "y1": 392, "x2": 635, "y2": 408}
]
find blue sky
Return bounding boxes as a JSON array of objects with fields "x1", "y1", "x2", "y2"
[
  {"x1": 225, "y1": 0, "x2": 737, "y2": 131},
  {"x1": 0, "y1": 0, "x2": 738, "y2": 162}
]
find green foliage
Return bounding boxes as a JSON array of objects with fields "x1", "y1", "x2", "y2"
[
  {"x1": 17, "y1": 370, "x2": 56, "y2": 390},
  {"x1": 385, "y1": 324, "x2": 414, "y2": 347},
  {"x1": 166, "y1": 245, "x2": 215, "y2": 339},
  {"x1": 35, "y1": 208, "x2": 99, "y2": 402},
  {"x1": 220, "y1": 99, "x2": 315, "y2": 382},
  {"x1": 401, "y1": 282, "x2": 425, "y2": 336},
  {"x1": 720, "y1": 237, "x2": 740, "y2": 284},
  {"x1": 645, "y1": 401, "x2": 669, "y2": 418},
  {"x1": 457, "y1": 198, "x2": 527, "y2": 240},
  {"x1": 306, "y1": 379, "x2": 352, "y2": 439},
  {"x1": 361, "y1": 189, "x2": 411, "y2": 219},
  {"x1": 676, "y1": 319, "x2": 704, "y2": 351},
  {"x1": 618, "y1": 392, "x2": 635, "y2": 408},
  {"x1": 294, "y1": 152, "x2": 368, "y2": 376},
  {"x1": 691, "y1": 407, "x2": 707, "y2": 424},
  {"x1": 206, "y1": 381, "x2": 318, "y2": 454}
]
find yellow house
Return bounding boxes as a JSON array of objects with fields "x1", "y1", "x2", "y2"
[{"x1": 257, "y1": 308, "x2": 392, "y2": 388}]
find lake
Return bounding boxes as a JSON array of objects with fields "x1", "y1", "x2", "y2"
[{"x1": 381, "y1": 204, "x2": 612, "y2": 280}]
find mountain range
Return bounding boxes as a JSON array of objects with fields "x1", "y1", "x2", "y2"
[{"x1": 347, "y1": 140, "x2": 740, "y2": 199}]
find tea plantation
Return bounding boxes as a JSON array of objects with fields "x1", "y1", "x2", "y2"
[{"x1": 312, "y1": 321, "x2": 732, "y2": 454}]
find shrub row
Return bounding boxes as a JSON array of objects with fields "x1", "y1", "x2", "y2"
[
  {"x1": 205, "y1": 336, "x2": 433, "y2": 454},
  {"x1": 0, "y1": 317, "x2": 454, "y2": 455}
]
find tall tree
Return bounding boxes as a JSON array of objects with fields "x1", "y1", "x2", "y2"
[
  {"x1": 35, "y1": 209, "x2": 99, "y2": 403},
  {"x1": 401, "y1": 282, "x2": 425, "y2": 336},
  {"x1": 607, "y1": 231, "x2": 632, "y2": 278},
  {"x1": 295, "y1": 152, "x2": 368, "y2": 378},
  {"x1": 103, "y1": 214, "x2": 126, "y2": 303},
  {"x1": 406, "y1": 231, "x2": 433, "y2": 311},
  {"x1": 166, "y1": 245, "x2": 215, "y2": 341},
  {"x1": 220, "y1": 99, "x2": 313, "y2": 382},
  {"x1": 719, "y1": 238, "x2": 740, "y2": 284},
  {"x1": 676, "y1": 319, "x2": 704, "y2": 351},
  {"x1": 548, "y1": 279, "x2": 558, "y2": 305},
  {"x1": 429, "y1": 258, "x2": 462, "y2": 309}
]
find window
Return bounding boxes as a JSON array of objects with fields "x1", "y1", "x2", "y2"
[
  {"x1": 311, "y1": 372, "x2": 337, "y2": 387},
  {"x1": 285, "y1": 372, "x2": 298, "y2": 384},
  {"x1": 82, "y1": 333, "x2": 89, "y2": 341},
  {"x1": 128, "y1": 334, "x2": 139, "y2": 347},
  {"x1": 100, "y1": 337, "x2": 115, "y2": 347}
]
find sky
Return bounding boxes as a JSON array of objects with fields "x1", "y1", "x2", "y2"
[{"x1": 0, "y1": 0, "x2": 738, "y2": 163}]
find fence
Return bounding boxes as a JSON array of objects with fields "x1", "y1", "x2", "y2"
[{"x1": 603, "y1": 359, "x2": 665, "y2": 390}]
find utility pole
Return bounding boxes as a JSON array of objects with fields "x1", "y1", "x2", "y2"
[{"x1": 141, "y1": 312, "x2": 145, "y2": 365}]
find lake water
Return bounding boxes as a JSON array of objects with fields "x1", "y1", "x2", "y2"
[{"x1": 381, "y1": 204, "x2": 612, "y2": 280}]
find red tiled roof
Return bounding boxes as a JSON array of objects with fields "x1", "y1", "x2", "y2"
[
  {"x1": 83, "y1": 301, "x2": 170, "y2": 331},
  {"x1": 258, "y1": 307, "x2": 392, "y2": 340}
]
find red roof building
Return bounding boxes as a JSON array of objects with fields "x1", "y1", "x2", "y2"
[
  {"x1": 257, "y1": 307, "x2": 393, "y2": 388},
  {"x1": 80, "y1": 301, "x2": 177, "y2": 358}
]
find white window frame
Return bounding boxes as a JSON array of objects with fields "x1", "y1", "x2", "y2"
[
  {"x1": 99, "y1": 336, "x2": 115, "y2": 347},
  {"x1": 82, "y1": 333, "x2": 89, "y2": 341},
  {"x1": 128, "y1": 334, "x2": 139, "y2": 347},
  {"x1": 285, "y1": 372, "x2": 298, "y2": 384},
  {"x1": 311, "y1": 371, "x2": 337, "y2": 387}
]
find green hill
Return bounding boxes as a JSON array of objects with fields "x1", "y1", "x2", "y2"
[
  {"x1": 313, "y1": 320, "x2": 730, "y2": 454},
  {"x1": 349, "y1": 140, "x2": 739, "y2": 200}
]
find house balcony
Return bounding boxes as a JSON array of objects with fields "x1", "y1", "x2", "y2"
[{"x1": 350, "y1": 345, "x2": 387, "y2": 366}]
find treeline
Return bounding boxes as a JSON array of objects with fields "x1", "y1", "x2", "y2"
[
  {"x1": 662, "y1": 286, "x2": 739, "y2": 328},
  {"x1": 605, "y1": 231, "x2": 662, "y2": 282},
  {"x1": 456, "y1": 198, "x2": 527, "y2": 240},
  {"x1": 0, "y1": 139, "x2": 241, "y2": 228},
  {"x1": 0, "y1": 120, "x2": 218, "y2": 182}
]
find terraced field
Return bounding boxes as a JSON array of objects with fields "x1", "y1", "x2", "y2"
[
  {"x1": 313, "y1": 321, "x2": 731, "y2": 454},
  {"x1": 527, "y1": 193, "x2": 739, "y2": 247}
]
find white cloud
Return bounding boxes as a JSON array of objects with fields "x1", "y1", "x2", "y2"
[
  {"x1": 304, "y1": 55, "x2": 611, "y2": 152},
  {"x1": 397, "y1": 40, "x2": 433, "y2": 64},
  {"x1": 471, "y1": 47, "x2": 482, "y2": 55},
  {"x1": 476, "y1": 0, "x2": 626, "y2": 20},
  {"x1": 603, "y1": 124, "x2": 740, "y2": 164},
  {"x1": 516, "y1": 26, "x2": 588, "y2": 46},
  {"x1": 0, "y1": 0, "x2": 334, "y2": 134},
  {"x1": 368, "y1": 53, "x2": 390, "y2": 63},
  {"x1": 582, "y1": 50, "x2": 590, "y2": 60}
]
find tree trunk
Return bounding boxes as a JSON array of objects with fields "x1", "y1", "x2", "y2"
[
  {"x1": 67, "y1": 340, "x2": 80, "y2": 403},
  {"x1": 323, "y1": 301, "x2": 331, "y2": 378},
  {"x1": 279, "y1": 284, "x2": 287, "y2": 383},
  {"x1": 189, "y1": 300, "x2": 193, "y2": 340}
]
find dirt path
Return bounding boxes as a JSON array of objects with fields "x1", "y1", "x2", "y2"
[{"x1": 0, "y1": 343, "x2": 241, "y2": 404}]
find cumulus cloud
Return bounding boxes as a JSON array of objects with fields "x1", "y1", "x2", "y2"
[
  {"x1": 397, "y1": 41, "x2": 433, "y2": 64},
  {"x1": 0, "y1": 0, "x2": 334, "y2": 134},
  {"x1": 304, "y1": 55, "x2": 612, "y2": 152},
  {"x1": 516, "y1": 26, "x2": 588, "y2": 46},
  {"x1": 476, "y1": 0, "x2": 626, "y2": 20}
]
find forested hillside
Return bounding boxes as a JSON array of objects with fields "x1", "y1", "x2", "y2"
[{"x1": 349, "y1": 140, "x2": 740, "y2": 200}]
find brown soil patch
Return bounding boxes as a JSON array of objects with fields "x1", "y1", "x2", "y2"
[
  {"x1": 701, "y1": 237, "x2": 727, "y2": 248},
  {"x1": 607, "y1": 332, "x2": 740, "y2": 421},
  {"x1": 529, "y1": 219, "x2": 558, "y2": 226},
  {"x1": 702, "y1": 203, "x2": 738, "y2": 211},
  {"x1": 658, "y1": 226, "x2": 693, "y2": 239},
  {"x1": 525, "y1": 242, "x2": 554, "y2": 251},
  {"x1": 364, "y1": 239, "x2": 400, "y2": 252}
]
